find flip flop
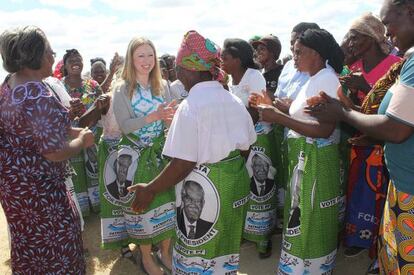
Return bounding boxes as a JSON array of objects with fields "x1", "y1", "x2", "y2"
[
  {"x1": 120, "y1": 246, "x2": 137, "y2": 265},
  {"x1": 155, "y1": 251, "x2": 172, "y2": 273}
]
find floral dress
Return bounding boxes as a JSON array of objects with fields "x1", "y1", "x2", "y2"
[{"x1": 0, "y1": 78, "x2": 85, "y2": 274}]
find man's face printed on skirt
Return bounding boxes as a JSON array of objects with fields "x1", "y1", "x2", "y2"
[
  {"x1": 116, "y1": 154, "x2": 132, "y2": 184},
  {"x1": 252, "y1": 154, "x2": 269, "y2": 183},
  {"x1": 182, "y1": 181, "x2": 205, "y2": 223},
  {"x1": 86, "y1": 147, "x2": 97, "y2": 163}
]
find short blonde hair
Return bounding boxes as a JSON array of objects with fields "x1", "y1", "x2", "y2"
[{"x1": 120, "y1": 37, "x2": 163, "y2": 99}]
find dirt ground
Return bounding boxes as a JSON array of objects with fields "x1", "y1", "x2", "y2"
[{"x1": 0, "y1": 207, "x2": 372, "y2": 274}]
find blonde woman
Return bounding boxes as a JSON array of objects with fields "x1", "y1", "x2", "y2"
[{"x1": 101, "y1": 37, "x2": 175, "y2": 275}]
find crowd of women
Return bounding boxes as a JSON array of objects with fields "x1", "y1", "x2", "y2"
[{"x1": 0, "y1": 0, "x2": 414, "y2": 274}]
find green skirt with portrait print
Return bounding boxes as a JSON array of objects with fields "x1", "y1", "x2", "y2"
[
  {"x1": 273, "y1": 124, "x2": 288, "y2": 230},
  {"x1": 84, "y1": 126, "x2": 102, "y2": 213},
  {"x1": 99, "y1": 133, "x2": 175, "y2": 249},
  {"x1": 71, "y1": 153, "x2": 90, "y2": 217},
  {"x1": 243, "y1": 131, "x2": 277, "y2": 253},
  {"x1": 173, "y1": 151, "x2": 250, "y2": 275},
  {"x1": 278, "y1": 137, "x2": 340, "y2": 275},
  {"x1": 71, "y1": 127, "x2": 102, "y2": 216}
]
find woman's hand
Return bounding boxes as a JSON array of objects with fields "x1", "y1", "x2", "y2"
[
  {"x1": 306, "y1": 94, "x2": 327, "y2": 107},
  {"x1": 249, "y1": 90, "x2": 272, "y2": 108},
  {"x1": 339, "y1": 72, "x2": 371, "y2": 93},
  {"x1": 79, "y1": 127, "x2": 95, "y2": 148},
  {"x1": 69, "y1": 98, "x2": 84, "y2": 120},
  {"x1": 95, "y1": 94, "x2": 111, "y2": 114},
  {"x1": 348, "y1": 135, "x2": 373, "y2": 146},
  {"x1": 161, "y1": 100, "x2": 177, "y2": 125},
  {"x1": 304, "y1": 91, "x2": 347, "y2": 123},
  {"x1": 274, "y1": 97, "x2": 292, "y2": 114},
  {"x1": 109, "y1": 52, "x2": 123, "y2": 75},
  {"x1": 257, "y1": 104, "x2": 281, "y2": 123},
  {"x1": 146, "y1": 101, "x2": 177, "y2": 124},
  {"x1": 128, "y1": 184, "x2": 155, "y2": 213}
]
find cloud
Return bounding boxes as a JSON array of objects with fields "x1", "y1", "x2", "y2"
[
  {"x1": 0, "y1": 0, "x2": 387, "y2": 80},
  {"x1": 38, "y1": 0, "x2": 93, "y2": 10}
]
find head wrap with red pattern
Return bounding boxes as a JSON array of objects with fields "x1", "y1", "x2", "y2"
[
  {"x1": 53, "y1": 59, "x2": 64, "y2": 80},
  {"x1": 176, "y1": 30, "x2": 226, "y2": 83}
]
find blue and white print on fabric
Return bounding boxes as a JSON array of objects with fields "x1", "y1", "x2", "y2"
[{"x1": 131, "y1": 85, "x2": 164, "y2": 145}]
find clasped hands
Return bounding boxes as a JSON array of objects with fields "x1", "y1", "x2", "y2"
[
  {"x1": 248, "y1": 91, "x2": 291, "y2": 122},
  {"x1": 146, "y1": 100, "x2": 177, "y2": 124}
]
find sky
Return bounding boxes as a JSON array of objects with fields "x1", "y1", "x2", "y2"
[{"x1": 0, "y1": 0, "x2": 384, "y2": 79}]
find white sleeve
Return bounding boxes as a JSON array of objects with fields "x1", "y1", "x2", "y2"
[
  {"x1": 308, "y1": 71, "x2": 339, "y2": 99},
  {"x1": 162, "y1": 102, "x2": 198, "y2": 162},
  {"x1": 248, "y1": 70, "x2": 266, "y2": 93}
]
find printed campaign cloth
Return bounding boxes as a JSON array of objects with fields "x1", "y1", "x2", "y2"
[
  {"x1": 71, "y1": 153, "x2": 90, "y2": 217},
  {"x1": 337, "y1": 123, "x2": 354, "y2": 235},
  {"x1": 273, "y1": 124, "x2": 289, "y2": 230},
  {"x1": 278, "y1": 137, "x2": 340, "y2": 275},
  {"x1": 71, "y1": 127, "x2": 102, "y2": 216},
  {"x1": 99, "y1": 133, "x2": 175, "y2": 249},
  {"x1": 243, "y1": 132, "x2": 277, "y2": 252},
  {"x1": 173, "y1": 151, "x2": 250, "y2": 275},
  {"x1": 84, "y1": 126, "x2": 103, "y2": 213}
]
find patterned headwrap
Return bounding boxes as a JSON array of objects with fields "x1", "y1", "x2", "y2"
[
  {"x1": 176, "y1": 30, "x2": 226, "y2": 83},
  {"x1": 350, "y1": 12, "x2": 391, "y2": 55}
]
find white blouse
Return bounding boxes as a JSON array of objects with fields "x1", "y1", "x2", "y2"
[
  {"x1": 228, "y1": 68, "x2": 271, "y2": 134},
  {"x1": 288, "y1": 67, "x2": 340, "y2": 146},
  {"x1": 163, "y1": 81, "x2": 256, "y2": 164}
]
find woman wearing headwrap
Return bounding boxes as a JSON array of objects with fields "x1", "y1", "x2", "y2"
[
  {"x1": 250, "y1": 28, "x2": 344, "y2": 274},
  {"x1": 339, "y1": 13, "x2": 401, "y2": 263},
  {"x1": 340, "y1": 13, "x2": 401, "y2": 106},
  {"x1": 305, "y1": 1, "x2": 414, "y2": 273},
  {"x1": 272, "y1": 23, "x2": 321, "y2": 235},
  {"x1": 221, "y1": 38, "x2": 277, "y2": 258},
  {"x1": 128, "y1": 30, "x2": 256, "y2": 274}
]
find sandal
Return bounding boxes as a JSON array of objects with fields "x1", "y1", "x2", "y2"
[
  {"x1": 140, "y1": 258, "x2": 150, "y2": 275},
  {"x1": 141, "y1": 256, "x2": 165, "y2": 275},
  {"x1": 121, "y1": 246, "x2": 137, "y2": 265},
  {"x1": 155, "y1": 251, "x2": 172, "y2": 272}
]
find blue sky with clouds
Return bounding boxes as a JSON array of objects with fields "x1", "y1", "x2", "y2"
[{"x1": 0, "y1": 0, "x2": 384, "y2": 79}]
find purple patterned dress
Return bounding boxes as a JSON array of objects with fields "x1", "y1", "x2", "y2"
[{"x1": 0, "y1": 78, "x2": 85, "y2": 274}]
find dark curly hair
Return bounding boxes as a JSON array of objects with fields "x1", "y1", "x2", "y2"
[
  {"x1": 0, "y1": 26, "x2": 47, "y2": 73},
  {"x1": 90, "y1": 57, "x2": 106, "y2": 67},
  {"x1": 62, "y1": 49, "x2": 82, "y2": 76}
]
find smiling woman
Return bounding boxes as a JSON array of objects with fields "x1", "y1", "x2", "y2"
[
  {"x1": 250, "y1": 28, "x2": 344, "y2": 275},
  {"x1": 0, "y1": 25, "x2": 95, "y2": 275},
  {"x1": 61, "y1": 49, "x2": 107, "y2": 216},
  {"x1": 108, "y1": 36, "x2": 176, "y2": 275},
  {"x1": 304, "y1": 1, "x2": 414, "y2": 273}
]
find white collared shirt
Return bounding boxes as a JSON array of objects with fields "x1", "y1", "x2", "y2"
[
  {"x1": 163, "y1": 81, "x2": 256, "y2": 164},
  {"x1": 183, "y1": 210, "x2": 197, "y2": 237},
  {"x1": 254, "y1": 177, "x2": 266, "y2": 196}
]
